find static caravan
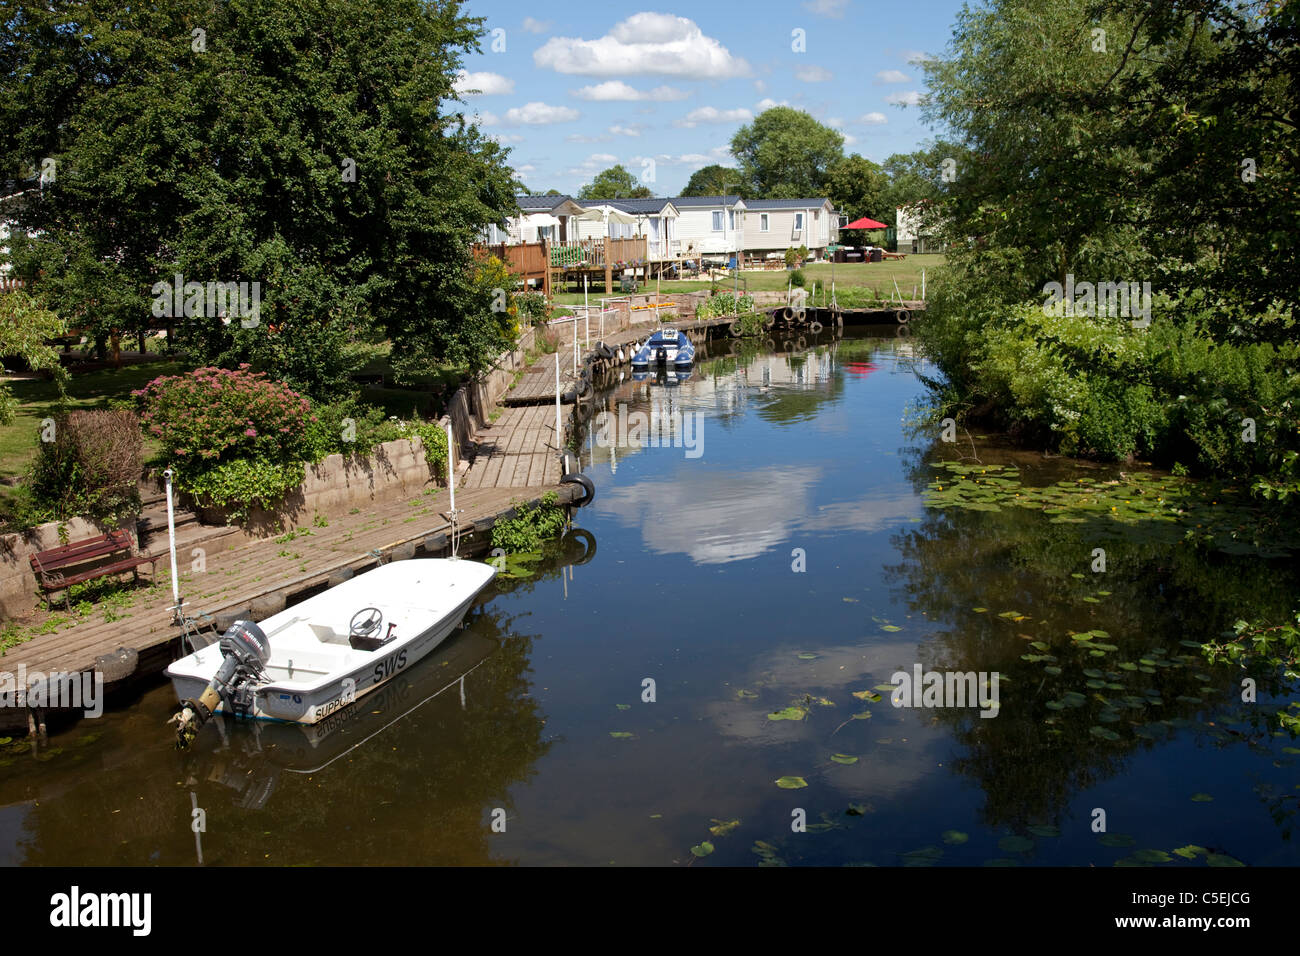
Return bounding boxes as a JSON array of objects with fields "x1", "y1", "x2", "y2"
[
  {"x1": 671, "y1": 196, "x2": 747, "y2": 259},
  {"x1": 741, "y1": 198, "x2": 838, "y2": 259},
  {"x1": 495, "y1": 195, "x2": 588, "y2": 245}
]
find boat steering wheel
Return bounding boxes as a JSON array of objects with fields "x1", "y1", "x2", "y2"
[{"x1": 349, "y1": 607, "x2": 384, "y2": 639}]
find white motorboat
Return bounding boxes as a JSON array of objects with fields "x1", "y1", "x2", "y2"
[{"x1": 167, "y1": 559, "x2": 496, "y2": 745}]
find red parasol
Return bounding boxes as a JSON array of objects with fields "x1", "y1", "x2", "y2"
[{"x1": 843, "y1": 217, "x2": 888, "y2": 230}]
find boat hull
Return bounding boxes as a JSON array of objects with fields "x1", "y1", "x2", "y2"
[{"x1": 166, "y1": 561, "x2": 495, "y2": 726}]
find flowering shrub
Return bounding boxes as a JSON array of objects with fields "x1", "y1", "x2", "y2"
[
  {"x1": 136, "y1": 365, "x2": 317, "y2": 519},
  {"x1": 136, "y1": 365, "x2": 313, "y2": 466}
]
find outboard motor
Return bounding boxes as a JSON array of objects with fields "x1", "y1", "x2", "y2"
[{"x1": 170, "y1": 621, "x2": 270, "y2": 748}]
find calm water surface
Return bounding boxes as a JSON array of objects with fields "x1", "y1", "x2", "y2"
[{"x1": 2, "y1": 329, "x2": 1297, "y2": 866}]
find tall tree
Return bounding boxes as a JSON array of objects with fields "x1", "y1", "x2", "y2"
[
  {"x1": 578, "y1": 165, "x2": 652, "y2": 200},
  {"x1": 680, "y1": 164, "x2": 746, "y2": 198},
  {"x1": 730, "y1": 108, "x2": 844, "y2": 198},
  {"x1": 824, "y1": 154, "x2": 889, "y2": 242},
  {"x1": 0, "y1": 0, "x2": 519, "y2": 397}
]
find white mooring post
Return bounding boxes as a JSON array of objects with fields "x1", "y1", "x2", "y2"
[
  {"x1": 164, "y1": 468, "x2": 181, "y2": 621},
  {"x1": 922, "y1": 268, "x2": 926, "y2": 301},
  {"x1": 554, "y1": 353, "x2": 562, "y2": 466}
]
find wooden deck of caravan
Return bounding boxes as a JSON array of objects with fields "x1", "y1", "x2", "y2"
[{"x1": 473, "y1": 237, "x2": 701, "y2": 297}]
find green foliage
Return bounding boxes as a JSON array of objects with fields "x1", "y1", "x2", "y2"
[
  {"x1": 731, "y1": 108, "x2": 844, "y2": 197},
  {"x1": 2, "y1": 0, "x2": 517, "y2": 397},
  {"x1": 825, "y1": 154, "x2": 889, "y2": 232},
  {"x1": 1202, "y1": 613, "x2": 1300, "y2": 734},
  {"x1": 790, "y1": 269, "x2": 806, "y2": 288},
  {"x1": 0, "y1": 291, "x2": 67, "y2": 425},
  {"x1": 911, "y1": 0, "x2": 1300, "y2": 490},
  {"x1": 183, "y1": 459, "x2": 306, "y2": 524},
  {"x1": 490, "y1": 492, "x2": 566, "y2": 553},
  {"x1": 680, "y1": 164, "x2": 746, "y2": 198},
  {"x1": 27, "y1": 409, "x2": 143, "y2": 525},
  {"x1": 514, "y1": 291, "x2": 550, "y2": 325},
  {"x1": 696, "y1": 292, "x2": 756, "y2": 319},
  {"x1": 784, "y1": 247, "x2": 799, "y2": 268},
  {"x1": 577, "y1": 165, "x2": 652, "y2": 200}
]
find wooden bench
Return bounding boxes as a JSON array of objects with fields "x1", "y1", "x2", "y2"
[{"x1": 30, "y1": 529, "x2": 159, "y2": 610}]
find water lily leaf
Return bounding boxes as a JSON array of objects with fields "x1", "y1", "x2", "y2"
[
  {"x1": 846, "y1": 803, "x2": 869, "y2": 816},
  {"x1": 830, "y1": 753, "x2": 858, "y2": 765},
  {"x1": 873, "y1": 684, "x2": 896, "y2": 692},
  {"x1": 736, "y1": 689, "x2": 759, "y2": 699},
  {"x1": 1044, "y1": 665, "x2": 1062, "y2": 676},
  {"x1": 775, "y1": 776, "x2": 807, "y2": 789},
  {"x1": 609, "y1": 732, "x2": 634, "y2": 739},
  {"x1": 852, "y1": 690, "x2": 883, "y2": 702},
  {"x1": 942, "y1": 830, "x2": 969, "y2": 845},
  {"x1": 1173, "y1": 845, "x2": 1207, "y2": 859},
  {"x1": 879, "y1": 624, "x2": 903, "y2": 632},
  {"x1": 690, "y1": 842, "x2": 714, "y2": 858},
  {"x1": 1206, "y1": 853, "x2": 1244, "y2": 867},
  {"x1": 972, "y1": 607, "x2": 989, "y2": 613},
  {"x1": 616, "y1": 704, "x2": 630, "y2": 710},
  {"x1": 768, "y1": 706, "x2": 806, "y2": 721},
  {"x1": 1133, "y1": 849, "x2": 1172, "y2": 863},
  {"x1": 709, "y1": 819, "x2": 740, "y2": 837},
  {"x1": 797, "y1": 652, "x2": 818, "y2": 660},
  {"x1": 998, "y1": 835, "x2": 1035, "y2": 853},
  {"x1": 1098, "y1": 833, "x2": 1136, "y2": 847},
  {"x1": 1089, "y1": 726, "x2": 1121, "y2": 740},
  {"x1": 1190, "y1": 793, "x2": 1214, "y2": 802}
]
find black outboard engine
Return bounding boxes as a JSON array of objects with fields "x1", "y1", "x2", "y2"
[{"x1": 171, "y1": 621, "x2": 270, "y2": 748}]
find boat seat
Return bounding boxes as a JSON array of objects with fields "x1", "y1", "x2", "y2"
[{"x1": 309, "y1": 623, "x2": 353, "y2": 646}]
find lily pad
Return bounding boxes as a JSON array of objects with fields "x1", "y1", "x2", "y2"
[
  {"x1": 1206, "y1": 853, "x2": 1245, "y2": 867},
  {"x1": 690, "y1": 841, "x2": 714, "y2": 858},
  {"x1": 768, "y1": 706, "x2": 807, "y2": 721},
  {"x1": 830, "y1": 753, "x2": 858, "y2": 765},
  {"x1": 609, "y1": 732, "x2": 634, "y2": 739},
  {"x1": 775, "y1": 776, "x2": 808, "y2": 790},
  {"x1": 942, "y1": 830, "x2": 969, "y2": 845},
  {"x1": 1190, "y1": 793, "x2": 1214, "y2": 802},
  {"x1": 708, "y1": 819, "x2": 740, "y2": 837}
]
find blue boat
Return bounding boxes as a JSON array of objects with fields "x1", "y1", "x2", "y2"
[{"x1": 630, "y1": 327, "x2": 695, "y2": 370}]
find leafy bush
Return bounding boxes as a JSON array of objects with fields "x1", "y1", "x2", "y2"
[
  {"x1": 515, "y1": 291, "x2": 550, "y2": 325},
  {"x1": 696, "y1": 292, "x2": 756, "y2": 319},
  {"x1": 790, "y1": 268, "x2": 806, "y2": 288},
  {"x1": 784, "y1": 247, "x2": 799, "y2": 268},
  {"x1": 490, "y1": 491, "x2": 566, "y2": 552},
  {"x1": 136, "y1": 365, "x2": 316, "y2": 519},
  {"x1": 27, "y1": 409, "x2": 143, "y2": 525}
]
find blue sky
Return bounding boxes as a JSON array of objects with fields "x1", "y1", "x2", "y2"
[{"x1": 455, "y1": 1, "x2": 968, "y2": 196}]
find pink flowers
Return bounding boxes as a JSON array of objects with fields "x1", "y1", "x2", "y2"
[{"x1": 244, "y1": 428, "x2": 257, "y2": 437}]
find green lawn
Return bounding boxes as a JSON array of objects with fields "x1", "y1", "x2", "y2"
[
  {"x1": 548, "y1": 255, "x2": 945, "y2": 304},
  {"x1": 0, "y1": 360, "x2": 186, "y2": 482}
]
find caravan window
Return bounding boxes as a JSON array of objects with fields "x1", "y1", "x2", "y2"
[
  {"x1": 760, "y1": 213, "x2": 769, "y2": 231},
  {"x1": 711, "y1": 211, "x2": 723, "y2": 231}
]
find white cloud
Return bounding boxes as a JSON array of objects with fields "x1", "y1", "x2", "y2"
[
  {"x1": 590, "y1": 153, "x2": 618, "y2": 163},
  {"x1": 885, "y1": 90, "x2": 922, "y2": 107},
  {"x1": 796, "y1": 65, "x2": 833, "y2": 83},
  {"x1": 874, "y1": 69, "x2": 911, "y2": 84},
  {"x1": 572, "y1": 81, "x2": 689, "y2": 102},
  {"x1": 756, "y1": 98, "x2": 788, "y2": 111},
  {"x1": 841, "y1": 132, "x2": 858, "y2": 146},
  {"x1": 859, "y1": 111, "x2": 888, "y2": 125},
  {"x1": 802, "y1": 0, "x2": 850, "y2": 16},
  {"x1": 827, "y1": 116, "x2": 845, "y2": 127},
  {"x1": 632, "y1": 146, "x2": 733, "y2": 170},
  {"x1": 453, "y1": 70, "x2": 515, "y2": 96},
  {"x1": 902, "y1": 50, "x2": 928, "y2": 65},
  {"x1": 477, "y1": 111, "x2": 499, "y2": 125},
  {"x1": 521, "y1": 17, "x2": 551, "y2": 34},
  {"x1": 501, "y1": 101, "x2": 580, "y2": 125},
  {"x1": 609, "y1": 124, "x2": 643, "y2": 137},
  {"x1": 566, "y1": 133, "x2": 612, "y2": 143},
  {"x1": 754, "y1": 79, "x2": 768, "y2": 94},
  {"x1": 534, "y1": 13, "x2": 750, "y2": 78},
  {"x1": 676, "y1": 106, "x2": 753, "y2": 128},
  {"x1": 513, "y1": 164, "x2": 537, "y2": 175},
  {"x1": 489, "y1": 132, "x2": 526, "y2": 144}
]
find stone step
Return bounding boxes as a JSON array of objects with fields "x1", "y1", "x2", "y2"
[{"x1": 143, "y1": 521, "x2": 242, "y2": 563}]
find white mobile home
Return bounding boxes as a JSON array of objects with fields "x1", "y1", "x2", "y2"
[
  {"x1": 490, "y1": 195, "x2": 588, "y2": 245},
  {"x1": 741, "y1": 198, "x2": 837, "y2": 259},
  {"x1": 575, "y1": 198, "x2": 681, "y2": 259},
  {"x1": 895, "y1": 203, "x2": 947, "y2": 254},
  {"x1": 671, "y1": 196, "x2": 747, "y2": 258}
]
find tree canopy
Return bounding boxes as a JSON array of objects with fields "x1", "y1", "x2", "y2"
[
  {"x1": 730, "y1": 108, "x2": 845, "y2": 198},
  {"x1": 577, "y1": 165, "x2": 653, "y2": 200},
  {"x1": 680, "y1": 164, "x2": 747, "y2": 198},
  {"x1": 0, "y1": 0, "x2": 519, "y2": 398}
]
